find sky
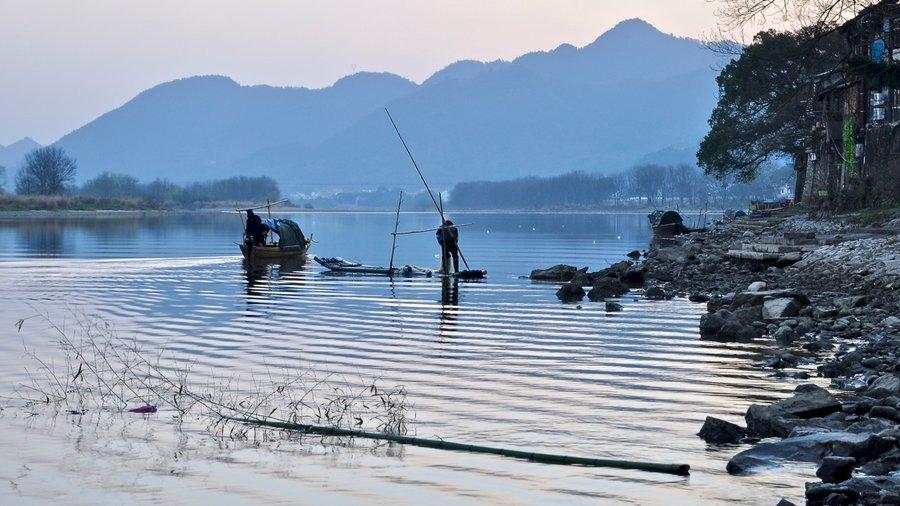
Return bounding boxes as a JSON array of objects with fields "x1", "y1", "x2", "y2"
[{"x1": 0, "y1": 0, "x2": 722, "y2": 145}]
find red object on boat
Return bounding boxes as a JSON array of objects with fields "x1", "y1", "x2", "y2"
[{"x1": 128, "y1": 404, "x2": 157, "y2": 413}]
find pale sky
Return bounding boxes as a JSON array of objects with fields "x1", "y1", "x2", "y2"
[{"x1": 1, "y1": 0, "x2": 722, "y2": 145}]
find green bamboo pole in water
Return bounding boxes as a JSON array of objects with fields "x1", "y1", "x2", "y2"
[{"x1": 230, "y1": 417, "x2": 691, "y2": 476}]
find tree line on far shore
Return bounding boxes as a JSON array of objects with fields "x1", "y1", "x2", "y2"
[
  {"x1": 0, "y1": 146, "x2": 281, "y2": 208},
  {"x1": 449, "y1": 163, "x2": 794, "y2": 210}
]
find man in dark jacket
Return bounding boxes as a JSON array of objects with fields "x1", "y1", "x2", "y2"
[
  {"x1": 245, "y1": 209, "x2": 268, "y2": 246},
  {"x1": 436, "y1": 219, "x2": 459, "y2": 273}
]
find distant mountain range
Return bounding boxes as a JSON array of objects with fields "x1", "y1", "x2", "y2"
[
  {"x1": 0, "y1": 137, "x2": 41, "y2": 170},
  {"x1": 9, "y1": 19, "x2": 725, "y2": 192}
]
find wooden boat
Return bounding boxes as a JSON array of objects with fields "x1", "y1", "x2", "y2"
[
  {"x1": 314, "y1": 256, "x2": 433, "y2": 277},
  {"x1": 240, "y1": 217, "x2": 311, "y2": 264},
  {"x1": 240, "y1": 241, "x2": 310, "y2": 263}
]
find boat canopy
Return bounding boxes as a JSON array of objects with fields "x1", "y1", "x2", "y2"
[
  {"x1": 658, "y1": 211, "x2": 683, "y2": 226},
  {"x1": 276, "y1": 219, "x2": 307, "y2": 250}
]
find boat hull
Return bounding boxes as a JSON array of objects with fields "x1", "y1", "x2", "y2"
[{"x1": 240, "y1": 243, "x2": 309, "y2": 264}]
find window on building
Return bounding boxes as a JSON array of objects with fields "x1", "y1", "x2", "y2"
[{"x1": 893, "y1": 89, "x2": 900, "y2": 122}]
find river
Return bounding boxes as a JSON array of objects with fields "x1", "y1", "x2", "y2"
[{"x1": 0, "y1": 212, "x2": 815, "y2": 504}]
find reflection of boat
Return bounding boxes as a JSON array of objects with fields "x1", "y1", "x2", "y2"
[{"x1": 314, "y1": 256, "x2": 433, "y2": 277}]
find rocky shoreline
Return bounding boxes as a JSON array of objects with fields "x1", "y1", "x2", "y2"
[{"x1": 531, "y1": 208, "x2": 900, "y2": 505}]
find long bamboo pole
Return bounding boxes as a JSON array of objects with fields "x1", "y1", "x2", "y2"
[
  {"x1": 234, "y1": 198, "x2": 289, "y2": 212},
  {"x1": 229, "y1": 417, "x2": 690, "y2": 476},
  {"x1": 389, "y1": 191, "x2": 403, "y2": 274},
  {"x1": 392, "y1": 223, "x2": 473, "y2": 236},
  {"x1": 384, "y1": 109, "x2": 476, "y2": 273}
]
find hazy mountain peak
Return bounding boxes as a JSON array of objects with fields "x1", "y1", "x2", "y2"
[
  {"x1": 331, "y1": 71, "x2": 415, "y2": 90},
  {"x1": 423, "y1": 60, "x2": 510, "y2": 86},
  {"x1": 0, "y1": 136, "x2": 42, "y2": 168}
]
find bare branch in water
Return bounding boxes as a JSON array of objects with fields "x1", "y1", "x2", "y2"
[{"x1": 12, "y1": 313, "x2": 409, "y2": 445}]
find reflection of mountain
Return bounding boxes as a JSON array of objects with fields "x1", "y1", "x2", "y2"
[{"x1": 40, "y1": 19, "x2": 722, "y2": 191}]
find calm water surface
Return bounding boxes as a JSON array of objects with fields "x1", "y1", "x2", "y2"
[{"x1": 0, "y1": 212, "x2": 815, "y2": 504}]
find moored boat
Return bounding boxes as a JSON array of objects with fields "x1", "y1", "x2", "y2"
[{"x1": 240, "y1": 215, "x2": 311, "y2": 264}]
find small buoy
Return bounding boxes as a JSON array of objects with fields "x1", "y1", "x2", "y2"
[{"x1": 532, "y1": 227, "x2": 536, "y2": 231}]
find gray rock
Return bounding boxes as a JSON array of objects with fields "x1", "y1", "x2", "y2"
[
  {"x1": 773, "y1": 384, "x2": 842, "y2": 419},
  {"x1": 773, "y1": 326, "x2": 796, "y2": 344},
  {"x1": 763, "y1": 297, "x2": 801, "y2": 320},
  {"x1": 748, "y1": 281, "x2": 767, "y2": 292},
  {"x1": 746, "y1": 385, "x2": 842, "y2": 438},
  {"x1": 866, "y1": 375, "x2": 900, "y2": 399},
  {"x1": 644, "y1": 286, "x2": 668, "y2": 300},
  {"x1": 817, "y1": 456, "x2": 856, "y2": 483},
  {"x1": 814, "y1": 306, "x2": 840, "y2": 319},
  {"x1": 605, "y1": 301, "x2": 623, "y2": 312},
  {"x1": 727, "y1": 431, "x2": 870, "y2": 474},
  {"x1": 621, "y1": 266, "x2": 646, "y2": 286},
  {"x1": 531, "y1": 264, "x2": 580, "y2": 281},
  {"x1": 869, "y1": 405, "x2": 900, "y2": 422},
  {"x1": 587, "y1": 277, "x2": 629, "y2": 301},
  {"x1": 689, "y1": 292, "x2": 710, "y2": 303},
  {"x1": 699, "y1": 311, "x2": 728, "y2": 336},
  {"x1": 833, "y1": 296, "x2": 869, "y2": 311},
  {"x1": 717, "y1": 320, "x2": 764, "y2": 341},
  {"x1": 697, "y1": 416, "x2": 746, "y2": 444},
  {"x1": 626, "y1": 250, "x2": 641, "y2": 259},
  {"x1": 882, "y1": 316, "x2": 900, "y2": 328},
  {"x1": 731, "y1": 289, "x2": 809, "y2": 309},
  {"x1": 654, "y1": 245, "x2": 689, "y2": 263},
  {"x1": 732, "y1": 305, "x2": 764, "y2": 324},
  {"x1": 556, "y1": 282, "x2": 585, "y2": 302},
  {"x1": 775, "y1": 499, "x2": 797, "y2": 506}
]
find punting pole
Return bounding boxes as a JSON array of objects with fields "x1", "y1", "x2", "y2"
[
  {"x1": 385, "y1": 109, "x2": 473, "y2": 272},
  {"x1": 229, "y1": 417, "x2": 690, "y2": 476},
  {"x1": 388, "y1": 191, "x2": 403, "y2": 274}
]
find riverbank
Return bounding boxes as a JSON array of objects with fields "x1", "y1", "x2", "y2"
[
  {"x1": 651, "y1": 209, "x2": 900, "y2": 504},
  {"x1": 532, "y1": 207, "x2": 900, "y2": 504}
]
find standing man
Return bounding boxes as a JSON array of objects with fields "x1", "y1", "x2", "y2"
[{"x1": 436, "y1": 219, "x2": 459, "y2": 274}]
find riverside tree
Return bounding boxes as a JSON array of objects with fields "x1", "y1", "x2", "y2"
[
  {"x1": 697, "y1": 27, "x2": 846, "y2": 181},
  {"x1": 15, "y1": 146, "x2": 78, "y2": 195}
]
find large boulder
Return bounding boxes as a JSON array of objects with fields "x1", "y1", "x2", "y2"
[
  {"x1": 587, "y1": 277, "x2": 629, "y2": 301},
  {"x1": 621, "y1": 266, "x2": 646, "y2": 286},
  {"x1": 700, "y1": 310, "x2": 763, "y2": 341},
  {"x1": 556, "y1": 282, "x2": 585, "y2": 302},
  {"x1": 654, "y1": 245, "x2": 690, "y2": 263},
  {"x1": 727, "y1": 431, "x2": 871, "y2": 474},
  {"x1": 731, "y1": 289, "x2": 809, "y2": 309},
  {"x1": 717, "y1": 320, "x2": 764, "y2": 341},
  {"x1": 644, "y1": 286, "x2": 669, "y2": 300},
  {"x1": 530, "y1": 264, "x2": 580, "y2": 281},
  {"x1": 772, "y1": 384, "x2": 842, "y2": 419},
  {"x1": 866, "y1": 374, "x2": 900, "y2": 399},
  {"x1": 697, "y1": 416, "x2": 746, "y2": 444},
  {"x1": 745, "y1": 384, "x2": 842, "y2": 438},
  {"x1": 817, "y1": 456, "x2": 856, "y2": 483},
  {"x1": 700, "y1": 311, "x2": 728, "y2": 336},
  {"x1": 763, "y1": 297, "x2": 801, "y2": 320}
]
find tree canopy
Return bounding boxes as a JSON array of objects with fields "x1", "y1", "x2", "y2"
[
  {"x1": 697, "y1": 27, "x2": 846, "y2": 181},
  {"x1": 15, "y1": 146, "x2": 78, "y2": 195}
]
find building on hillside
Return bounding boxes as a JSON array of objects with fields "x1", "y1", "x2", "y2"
[{"x1": 802, "y1": 0, "x2": 900, "y2": 209}]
